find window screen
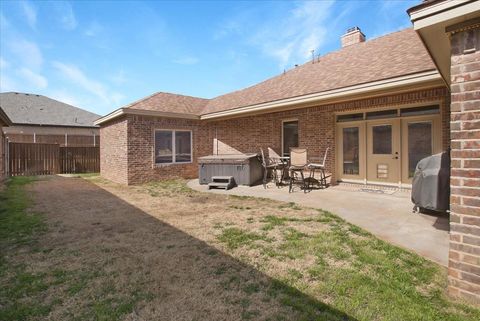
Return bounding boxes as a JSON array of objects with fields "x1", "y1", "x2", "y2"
[
  {"x1": 155, "y1": 131, "x2": 173, "y2": 164},
  {"x1": 175, "y1": 131, "x2": 192, "y2": 163}
]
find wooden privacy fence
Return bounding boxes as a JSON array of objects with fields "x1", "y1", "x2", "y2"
[
  {"x1": 60, "y1": 146, "x2": 100, "y2": 174},
  {"x1": 9, "y1": 143, "x2": 59, "y2": 176},
  {"x1": 8, "y1": 143, "x2": 99, "y2": 176}
]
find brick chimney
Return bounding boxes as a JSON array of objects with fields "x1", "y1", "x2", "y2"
[{"x1": 341, "y1": 27, "x2": 365, "y2": 48}]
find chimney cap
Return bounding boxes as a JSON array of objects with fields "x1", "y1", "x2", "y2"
[{"x1": 345, "y1": 26, "x2": 365, "y2": 36}]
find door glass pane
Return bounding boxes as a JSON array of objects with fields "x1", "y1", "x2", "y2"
[
  {"x1": 366, "y1": 109, "x2": 397, "y2": 120},
  {"x1": 155, "y1": 131, "x2": 173, "y2": 164},
  {"x1": 408, "y1": 122, "x2": 432, "y2": 177},
  {"x1": 401, "y1": 105, "x2": 439, "y2": 117},
  {"x1": 175, "y1": 131, "x2": 192, "y2": 163},
  {"x1": 337, "y1": 113, "x2": 363, "y2": 122},
  {"x1": 343, "y1": 127, "x2": 359, "y2": 175},
  {"x1": 283, "y1": 121, "x2": 298, "y2": 157},
  {"x1": 372, "y1": 125, "x2": 392, "y2": 154}
]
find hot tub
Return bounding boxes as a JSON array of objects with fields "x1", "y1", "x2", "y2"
[{"x1": 198, "y1": 154, "x2": 263, "y2": 186}]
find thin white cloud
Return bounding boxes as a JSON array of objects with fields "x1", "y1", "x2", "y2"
[
  {"x1": 0, "y1": 57, "x2": 9, "y2": 70},
  {"x1": 52, "y1": 61, "x2": 123, "y2": 107},
  {"x1": 0, "y1": 73, "x2": 20, "y2": 92},
  {"x1": 254, "y1": 1, "x2": 335, "y2": 68},
  {"x1": 370, "y1": 0, "x2": 417, "y2": 39},
  {"x1": 55, "y1": 2, "x2": 77, "y2": 30},
  {"x1": 18, "y1": 67, "x2": 48, "y2": 89},
  {"x1": 47, "y1": 90, "x2": 80, "y2": 107},
  {"x1": 173, "y1": 56, "x2": 199, "y2": 65},
  {"x1": 110, "y1": 69, "x2": 128, "y2": 85},
  {"x1": 21, "y1": 1, "x2": 37, "y2": 29},
  {"x1": 216, "y1": 1, "x2": 336, "y2": 69},
  {"x1": 9, "y1": 39, "x2": 43, "y2": 69}
]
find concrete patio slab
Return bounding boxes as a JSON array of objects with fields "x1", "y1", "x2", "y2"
[{"x1": 188, "y1": 180, "x2": 449, "y2": 266}]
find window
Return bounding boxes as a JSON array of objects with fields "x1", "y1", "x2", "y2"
[
  {"x1": 154, "y1": 130, "x2": 192, "y2": 164},
  {"x1": 366, "y1": 109, "x2": 397, "y2": 120},
  {"x1": 337, "y1": 113, "x2": 363, "y2": 122},
  {"x1": 401, "y1": 105, "x2": 439, "y2": 117},
  {"x1": 372, "y1": 125, "x2": 392, "y2": 154},
  {"x1": 282, "y1": 121, "x2": 298, "y2": 157}
]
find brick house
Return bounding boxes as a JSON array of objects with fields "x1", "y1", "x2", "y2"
[
  {"x1": 96, "y1": 0, "x2": 479, "y2": 303},
  {"x1": 0, "y1": 92, "x2": 100, "y2": 147},
  {"x1": 0, "y1": 107, "x2": 12, "y2": 181},
  {"x1": 97, "y1": 28, "x2": 450, "y2": 187}
]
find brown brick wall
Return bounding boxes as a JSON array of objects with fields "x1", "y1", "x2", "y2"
[
  {"x1": 100, "y1": 117, "x2": 129, "y2": 185},
  {"x1": 448, "y1": 25, "x2": 480, "y2": 304},
  {"x1": 126, "y1": 115, "x2": 213, "y2": 184},
  {"x1": 100, "y1": 86, "x2": 450, "y2": 186},
  {"x1": 210, "y1": 86, "x2": 449, "y2": 184}
]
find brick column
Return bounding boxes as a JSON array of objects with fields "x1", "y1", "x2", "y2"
[{"x1": 448, "y1": 20, "x2": 480, "y2": 304}]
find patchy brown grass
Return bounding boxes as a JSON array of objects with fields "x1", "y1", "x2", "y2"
[{"x1": 1, "y1": 175, "x2": 479, "y2": 321}]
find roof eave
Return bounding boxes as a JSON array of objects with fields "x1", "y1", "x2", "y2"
[
  {"x1": 0, "y1": 108, "x2": 13, "y2": 126},
  {"x1": 94, "y1": 108, "x2": 200, "y2": 126},
  {"x1": 9, "y1": 123, "x2": 99, "y2": 129},
  {"x1": 200, "y1": 70, "x2": 443, "y2": 120}
]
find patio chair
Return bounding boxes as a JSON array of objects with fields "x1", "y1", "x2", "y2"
[
  {"x1": 289, "y1": 148, "x2": 308, "y2": 193},
  {"x1": 268, "y1": 147, "x2": 287, "y2": 185},
  {"x1": 307, "y1": 147, "x2": 329, "y2": 189},
  {"x1": 260, "y1": 148, "x2": 283, "y2": 189}
]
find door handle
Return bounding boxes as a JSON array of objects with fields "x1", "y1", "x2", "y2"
[{"x1": 393, "y1": 152, "x2": 398, "y2": 159}]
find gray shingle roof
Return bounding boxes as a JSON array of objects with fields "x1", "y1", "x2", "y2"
[{"x1": 0, "y1": 92, "x2": 100, "y2": 127}]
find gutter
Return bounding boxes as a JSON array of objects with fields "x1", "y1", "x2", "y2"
[{"x1": 200, "y1": 70, "x2": 442, "y2": 120}]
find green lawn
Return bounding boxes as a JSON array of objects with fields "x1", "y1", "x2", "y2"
[{"x1": 0, "y1": 176, "x2": 479, "y2": 321}]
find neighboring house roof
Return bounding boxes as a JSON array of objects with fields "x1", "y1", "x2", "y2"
[
  {"x1": 0, "y1": 107, "x2": 12, "y2": 127},
  {"x1": 0, "y1": 92, "x2": 100, "y2": 127},
  {"x1": 96, "y1": 28, "x2": 440, "y2": 124},
  {"x1": 125, "y1": 92, "x2": 209, "y2": 116}
]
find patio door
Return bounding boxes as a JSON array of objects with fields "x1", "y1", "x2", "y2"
[
  {"x1": 336, "y1": 105, "x2": 442, "y2": 187},
  {"x1": 336, "y1": 122, "x2": 366, "y2": 182},
  {"x1": 366, "y1": 119, "x2": 400, "y2": 184},
  {"x1": 401, "y1": 115, "x2": 441, "y2": 184}
]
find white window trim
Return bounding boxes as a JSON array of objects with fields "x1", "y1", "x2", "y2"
[{"x1": 154, "y1": 129, "x2": 193, "y2": 166}]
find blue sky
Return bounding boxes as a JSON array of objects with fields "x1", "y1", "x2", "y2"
[{"x1": 0, "y1": 0, "x2": 418, "y2": 116}]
